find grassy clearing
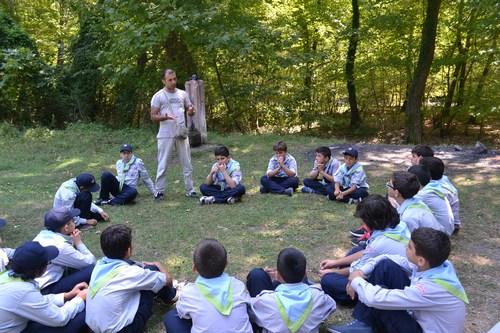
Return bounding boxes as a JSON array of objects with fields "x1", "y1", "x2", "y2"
[{"x1": 0, "y1": 123, "x2": 498, "y2": 332}]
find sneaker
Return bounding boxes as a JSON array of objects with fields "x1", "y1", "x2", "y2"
[
  {"x1": 186, "y1": 190, "x2": 198, "y2": 198},
  {"x1": 284, "y1": 188, "x2": 294, "y2": 196},
  {"x1": 260, "y1": 185, "x2": 269, "y2": 194},
  {"x1": 349, "y1": 226, "x2": 368, "y2": 237},
  {"x1": 301, "y1": 186, "x2": 315, "y2": 194},
  {"x1": 358, "y1": 232, "x2": 371, "y2": 241},
  {"x1": 171, "y1": 281, "x2": 187, "y2": 303},
  {"x1": 327, "y1": 319, "x2": 374, "y2": 333},
  {"x1": 348, "y1": 197, "x2": 362, "y2": 204},
  {"x1": 100, "y1": 199, "x2": 112, "y2": 206},
  {"x1": 94, "y1": 198, "x2": 104, "y2": 206},
  {"x1": 77, "y1": 224, "x2": 94, "y2": 231},
  {"x1": 227, "y1": 197, "x2": 236, "y2": 205},
  {"x1": 350, "y1": 238, "x2": 367, "y2": 247},
  {"x1": 154, "y1": 192, "x2": 164, "y2": 203},
  {"x1": 199, "y1": 196, "x2": 215, "y2": 205}
]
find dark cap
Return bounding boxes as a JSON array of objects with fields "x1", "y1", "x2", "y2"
[
  {"x1": 76, "y1": 173, "x2": 100, "y2": 192},
  {"x1": 342, "y1": 148, "x2": 358, "y2": 158},
  {"x1": 11, "y1": 241, "x2": 59, "y2": 271},
  {"x1": 120, "y1": 144, "x2": 133, "y2": 152},
  {"x1": 0, "y1": 219, "x2": 6, "y2": 229},
  {"x1": 44, "y1": 207, "x2": 81, "y2": 231}
]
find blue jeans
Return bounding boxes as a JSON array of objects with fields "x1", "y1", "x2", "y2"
[
  {"x1": 260, "y1": 176, "x2": 299, "y2": 194},
  {"x1": 352, "y1": 259, "x2": 423, "y2": 333},
  {"x1": 73, "y1": 191, "x2": 104, "y2": 221},
  {"x1": 23, "y1": 310, "x2": 87, "y2": 333},
  {"x1": 326, "y1": 185, "x2": 368, "y2": 202},
  {"x1": 41, "y1": 265, "x2": 95, "y2": 295},
  {"x1": 303, "y1": 178, "x2": 331, "y2": 195},
  {"x1": 99, "y1": 170, "x2": 138, "y2": 205},
  {"x1": 199, "y1": 183, "x2": 246, "y2": 203}
]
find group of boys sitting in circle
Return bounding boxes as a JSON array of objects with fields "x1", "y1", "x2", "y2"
[{"x1": 0, "y1": 142, "x2": 468, "y2": 333}]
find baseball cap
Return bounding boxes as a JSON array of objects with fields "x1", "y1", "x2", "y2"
[
  {"x1": 120, "y1": 144, "x2": 133, "y2": 152},
  {"x1": 44, "y1": 207, "x2": 81, "y2": 231},
  {"x1": 11, "y1": 241, "x2": 59, "y2": 271},
  {"x1": 0, "y1": 219, "x2": 6, "y2": 229},
  {"x1": 76, "y1": 173, "x2": 100, "y2": 192},
  {"x1": 342, "y1": 148, "x2": 358, "y2": 158}
]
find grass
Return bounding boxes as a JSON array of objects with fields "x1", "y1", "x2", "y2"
[{"x1": 0, "y1": 122, "x2": 498, "y2": 332}]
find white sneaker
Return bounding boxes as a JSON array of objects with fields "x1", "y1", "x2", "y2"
[
  {"x1": 171, "y1": 280, "x2": 187, "y2": 302},
  {"x1": 227, "y1": 197, "x2": 236, "y2": 205},
  {"x1": 200, "y1": 196, "x2": 215, "y2": 205}
]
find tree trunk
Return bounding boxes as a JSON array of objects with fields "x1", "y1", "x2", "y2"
[
  {"x1": 346, "y1": 0, "x2": 361, "y2": 129},
  {"x1": 405, "y1": 0, "x2": 442, "y2": 143}
]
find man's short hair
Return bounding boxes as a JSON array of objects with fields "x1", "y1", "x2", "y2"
[
  {"x1": 273, "y1": 141, "x2": 288, "y2": 152},
  {"x1": 214, "y1": 145, "x2": 230, "y2": 157},
  {"x1": 276, "y1": 248, "x2": 306, "y2": 284},
  {"x1": 411, "y1": 227, "x2": 450, "y2": 267},
  {"x1": 411, "y1": 145, "x2": 434, "y2": 157},
  {"x1": 408, "y1": 165, "x2": 431, "y2": 187},
  {"x1": 419, "y1": 156, "x2": 445, "y2": 180},
  {"x1": 354, "y1": 194, "x2": 400, "y2": 230},
  {"x1": 392, "y1": 171, "x2": 420, "y2": 199},
  {"x1": 315, "y1": 146, "x2": 331, "y2": 159},
  {"x1": 162, "y1": 69, "x2": 176, "y2": 79},
  {"x1": 100, "y1": 224, "x2": 132, "y2": 259},
  {"x1": 193, "y1": 239, "x2": 227, "y2": 279}
]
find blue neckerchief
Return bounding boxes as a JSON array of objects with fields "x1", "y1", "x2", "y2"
[
  {"x1": 422, "y1": 180, "x2": 446, "y2": 200},
  {"x1": 439, "y1": 176, "x2": 458, "y2": 195},
  {"x1": 398, "y1": 197, "x2": 429, "y2": 216},
  {"x1": 215, "y1": 159, "x2": 239, "y2": 190},
  {"x1": 414, "y1": 260, "x2": 469, "y2": 304},
  {"x1": 89, "y1": 257, "x2": 129, "y2": 295},
  {"x1": 36, "y1": 229, "x2": 73, "y2": 246},
  {"x1": 0, "y1": 269, "x2": 39, "y2": 288},
  {"x1": 195, "y1": 273, "x2": 232, "y2": 310},
  {"x1": 63, "y1": 178, "x2": 80, "y2": 194},
  {"x1": 120, "y1": 155, "x2": 137, "y2": 190},
  {"x1": 368, "y1": 221, "x2": 410, "y2": 246},
  {"x1": 340, "y1": 162, "x2": 362, "y2": 188},
  {"x1": 274, "y1": 283, "x2": 313, "y2": 331}
]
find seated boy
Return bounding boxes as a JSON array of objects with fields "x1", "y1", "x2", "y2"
[
  {"x1": 95, "y1": 144, "x2": 156, "y2": 206},
  {"x1": 328, "y1": 228, "x2": 468, "y2": 333},
  {"x1": 34, "y1": 207, "x2": 96, "y2": 295},
  {"x1": 419, "y1": 156, "x2": 461, "y2": 231},
  {"x1": 0, "y1": 241, "x2": 88, "y2": 333},
  {"x1": 53, "y1": 173, "x2": 110, "y2": 230},
  {"x1": 327, "y1": 148, "x2": 369, "y2": 204},
  {"x1": 408, "y1": 165, "x2": 454, "y2": 235},
  {"x1": 86, "y1": 224, "x2": 179, "y2": 333},
  {"x1": 199, "y1": 145, "x2": 246, "y2": 205},
  {"x1": 0, "y1": 218, "x2": 15, "y2": 271},
  {"x1": 387, "y1": 171, "x2": 442, "y2": 233},
  {"x1": 302, "y1": 146, "x2": 340, "y2": 195},
  {"x1": 247, "y1": 247, "x2": 336, "y2": 333},
  {"x1": 409, "y1": 144, "x2": 435, "y2": 166},
  {"x1": 164, "y1": 238, "x2": 253, "y2": 333},
  {"x1": 260, "y1": 141, "x2": 299, "y2": 196},
  {"x1": 320, "y1": 195, "x2": 410, "y2": 305}
]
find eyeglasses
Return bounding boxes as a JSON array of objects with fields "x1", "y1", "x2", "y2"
[{"x1": 386, "y1": 181, "x2": 396, "y2": 190}]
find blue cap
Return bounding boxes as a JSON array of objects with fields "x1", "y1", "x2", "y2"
[
  {"x1": 0, "y1": 219, "x2": 6, "y2": 229},
  {"x1": 76, "y1": 173, "x2": 100, "y2": 192},
  {"x1": 343, "y1": 148, "x2": 358, "y2": 158},
  {"x1": 44, "y1": 207, "x2": 81, "y2": 231},
  {"x1": 11, "y1": 241, "x2": 59, "y2": 271},
  {"x1": 120, "y1": 144, "x2": 133, "y2": 152}
]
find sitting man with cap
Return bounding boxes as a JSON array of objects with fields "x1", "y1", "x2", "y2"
[
  {"x1": 0, "y1": 218, "x2": 15, "y2": 271},
  {"x1": 95, "y1": 144, "x2": 156, "y2": 206},
  {"x1": 0, "y1": 241, "x2": 88, "y2": 333},
  {"x1": 33, "y1": 207, "x2": 96, "y2": 295},
  {"x1": 53, "y1": 173, "x2": 110, "y2": 230}
]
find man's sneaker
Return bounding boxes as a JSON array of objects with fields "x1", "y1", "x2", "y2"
[
  {"x1": 301, "y1": 186, "x2": 315, "y2": 194},
  {"x1": 260, "y1": 185, "x2": 269, "y2": 194},
  {"x1": 284, "y1": 188, "x2": 294, "y2": 196},
  {"x1": 200, "y1": 196, "x2": 215, "y2": 205},
  {"x1": 227, "y1": 197, "x2": 236, "y2": 205},
  {"x1": 349, "y1": 226, "x2": 368, "y2": 238},
  {"x1": 350, "y1": 238, "x2": 367, "y2": 248},
  {"x1": 76, "y1": 224, "x2": 94, "y2": 231},
  {"x1": 154, "y1": 192, "x2": 164, "y2": 203},
  {"x1": 186, "y1": 190, "x2": 198, "y2": 198},
  {"x1": 327, "y1": 319, "x2": 374, "y2": 333},
  {"x1": 348, "y1": 197, "x2": 362, "y2": 204}
]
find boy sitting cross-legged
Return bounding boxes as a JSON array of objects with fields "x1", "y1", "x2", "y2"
[
  {"x1": 164, "y1": 238, "x2": 253, "y2": 333},
  {"x1": 260, "y1": 141, "x2": 299, "y2": 196},
  {"x1": 328, "y1": 227, "x2": 468, "y2": 333},
  {"x1": 301, "y1": 146, "x2": 340, "y2": 196},
  {"x1": 85, "y1": 224, "x2": 180, "y2": 333},
  {"x1": 199, "y1": 145, "x2": 246, "y2": 205},
  {"x1": 246, "y1": 247, "x2": 336, "y2": 333}
]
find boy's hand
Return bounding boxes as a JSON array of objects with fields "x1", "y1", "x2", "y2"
[
  {"x1": 100, "y1": 211, "x2": 110, "y2": 221},
  {"x1": 346, "y1": 282, "x2": 356, "y2": 300},
  {"x1": 317, "y1": 163, "x2": 325, "y2": 172},
  {"x1": 70, "y1": 229, "x2": 83, "y2": 246},
  {"x1": 277, "y1": 156, "x2": 284, "y2": 166},
  {"x1": 218, "y1": 163, "x2": 227, "y2": 173},
  {"x1": 211, "y1": 164, "x2": 219, "y2": 173},
  {"x1": 319, "y1": 259, "x2": 338, "y2": 270},
  {"x1": 264, "y1": 266, "x2": 277, "y2": 280},
  {"x1": 319, "y1": 268, "x2": 342, "y2": 277},
  {"x1": 348, "y1": 269, "x2": 367, "y2": 282},
  {"x1": 334, "y1": 189, "x2": 341, "y2": 196}
]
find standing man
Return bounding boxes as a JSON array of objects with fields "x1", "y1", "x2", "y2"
[{"x1": 150, "y1": 69, "x2": 197, "y2": 202}]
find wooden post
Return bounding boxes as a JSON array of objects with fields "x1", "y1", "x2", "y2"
[{"x1": 185, "y1": 78, "x2": 207, "y2": 146}]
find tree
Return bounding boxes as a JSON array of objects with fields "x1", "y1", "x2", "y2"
[
  {"x1": 405, "y1": 0, "x2": 442, "y2": 143},
  {"x1": 346, "y1": 0, "x2": 361, "y2": 128}
]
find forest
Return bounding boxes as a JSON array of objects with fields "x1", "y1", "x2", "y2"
[{"x1": 0, "y1": 0, "x2": 498, "y2": 143}]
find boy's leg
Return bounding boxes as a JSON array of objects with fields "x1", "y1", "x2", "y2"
[
  {"x1": 23, "y1": 311, "x2": 88, "y2": 333},
  {"x1": 40, "y1": 265, "x2": 95, "y2": 295},
  {"x1": 325, "y1": 183, "x2": 336, "y2": 200},
  {"x1": 99, "y1": 170, "x2": 119, "y2": 200},
  {"x1": 246, "y1": 268, "x2": 274, "y2": 297},
  {"x1": 344, "y1": 187, "x2": 369, "y2": 201},
  {"x1": 109, "y1": 184, "x2": 138, "y2": 205},
  {"x1": 73, "y1": 191, "x2": 103, "y2": 221},
  {"x1": 213, "y1": 184, "x2": 246, "y2": 203},
  {"x1": 280, "y1": 176, "x2": 299, "y2": 190},
  {"x1": 320, "y1": 272, "x2": 354, "y2": 304},
  {"x1": 117, "y1": 290, "x2": 154, "y2": 333},
  {"x1": 260, "y1": 175, "x2": 282, "y2": 193},
  {"x1": 144, "y1": 264, "x2": 177, "y2": 302},
  {"x1": 303, "y1": 178, "x2": 329, "y2": 195},
  {"x1": 200, "y1": 183, "x2": 221, "y2": 197},
  {"x1": 164, "y1": 309, "x2": 192, "y2": 333}
]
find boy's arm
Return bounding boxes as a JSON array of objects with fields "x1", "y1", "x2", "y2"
[
  {"x1": 137, "y1": 159, "x2": 156, "y2": 195},
  {"x1": 336, "y1": 184, "x2": 357, "y2": 200},
  {"x1": 281, "y1": 155, "x2": 297, "y2": 177},
  {"x1": 219, "y1": 163, "x2": 237, "y2": 188},
  {"x1": 142, "y1": 261, "x2": 173, "y2": 286},
  {"x1": 205, "y1": 164, "x2": 218, "y2": 185},
  {"x1": 309, "y1": 161, "x2": 320, "y2": 179}
]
